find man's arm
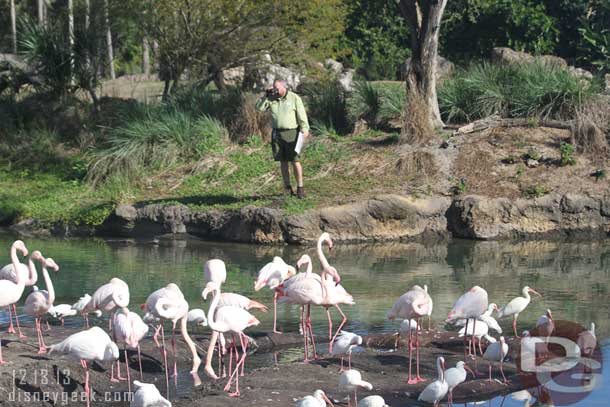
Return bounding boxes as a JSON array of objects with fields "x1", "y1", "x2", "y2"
[
  {"x1": 295, "y1": 94, "x2": 310, "y2": 135},
  {"x1": 255, "y1": 95, "x2": 270, "y2": 112}
]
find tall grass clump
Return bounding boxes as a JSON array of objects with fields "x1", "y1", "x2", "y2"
[
  {"x1": 87, "y1": 108, "x2": 227, "y2": 184},
  {"x1": 439, "y1": 62, "x2": 598, "y2": 124},
  {"x1": 301, "y1": 79, "x2": 351, "y2": 135},
  {"x1": 349, "y1": 81, "x2": 382, "y2": 127},
  {"x1": 378, "y1": 83, "x2": 407, "y2": 123}
]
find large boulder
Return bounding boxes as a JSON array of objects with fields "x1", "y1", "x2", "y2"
[
  {"x1": 243, "y1": 55, "x2": 302, "y2": 91},
  {"x1": 220, "y1": 66, "x2": 245, "y2": 87},
  {"x1": 402, "y1": 56, "x2": 454, "y2": 83},
  {"x1": 490, "y1": 47, "x2": 568, "y2": 68}
]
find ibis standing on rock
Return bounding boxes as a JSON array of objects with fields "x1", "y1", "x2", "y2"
[
  {"x1": 357, "y1": 395, "x2": 388, "y2": 407},
  {"x1": 482, "y1": 335, "x2": 509, "y2": 383},
  {"x1": 296, "y1": 389, "x2": 335, "y2": 407},
  {"x1": 331, "y1": 331, "x2": 362, "y2": 371},
  {"x1": 445, "y1": 361, "x2": 474, "y2": 406},
  {"x1": 498, "y1": 286, "x2": 542, "y2": 338},
  {"x1": 418, "y1": 356, "x2": 449, "y2": 407}
]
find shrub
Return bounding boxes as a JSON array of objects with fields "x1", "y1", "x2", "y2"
[
  {"x1": 378, "y1": 83, "x2": 407, "y2": 123},
  {"x1": 87, "y1": 109, "x2": 227, "y2": 184},
  {"x1": 0, "y1": 197, "x2": 24, "y2": 226},
  {"x1": 348, "y1": 81, "x2": 382, "y2": 127},
  {"x1": 439, "y1": 62, "x2": 598, "y2": 124},
  {"x1": 301, "y1": 79, "x2": 351, "y2": 135},
  {"x1": 559, "y1": 142, "x2": 576, "y2": 166}
]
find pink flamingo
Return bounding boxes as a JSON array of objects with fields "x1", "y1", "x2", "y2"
[
  {"x1": 498, "y1": 286, "x2": 542, "y2": 338},
  {"x1": 48, "y1": 326, "x2": 119, "y2": 407},
  {"x1": 204, "y1": 258, "x2": 227, "y2": 290},
  {"x1": 0, "y1": 240, "x2": 28, "y2": 364},
  {"x1": 446, "y1": 286, "x2": 489, "y2": 362},
  {"x1": 84, "y1": 277, "x2": 130, "y2": 330},
  {"x1": 277, "y1": 254, "x2": 325, "y2": 362},
  {"x1": 143, "y1": 283, "x2": 201, "y2": 396},
  {"x1": 205, "y1": 282, "x2": 260, "y2": 397},
  {"x1": 388, "y1": 285, "x2": 432, "y2": 384},
  {"x1": 113, "y1": 307, "x2": 149, "y2": 392},
  {"x1": 0, "y1": 241, "x2": 33, "y2": 338},
  {"x1": 23, "y1": 257, "x2": 59, "y2": 353},
  {"x1": 202, "y1": 283, "x2": 268, "y2": 376},
  {"x1": 316, "y1": 233, "x2": 353, "y2": 353},
  {"x1": 254, "y1": 256, "x2": 296, "y2": 333}
]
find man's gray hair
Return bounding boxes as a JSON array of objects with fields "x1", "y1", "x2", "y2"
[{"x1": 273, "y1": 79, "x2": 287, "y2": 86}]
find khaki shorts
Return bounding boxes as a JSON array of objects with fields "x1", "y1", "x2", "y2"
[{"x1": 271, "y1": 129, "x2": 300, "y2": 162}]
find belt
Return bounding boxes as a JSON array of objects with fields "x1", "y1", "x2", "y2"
[{"x1": 273, "y1": 128, "x2": 298, "y2": 131}]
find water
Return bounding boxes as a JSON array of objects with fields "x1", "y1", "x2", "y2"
[{"x1": 1, "y1": 232, "x2": 610, "y2": 405}]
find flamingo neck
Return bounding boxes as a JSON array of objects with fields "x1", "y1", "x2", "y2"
[
  {"x1": 10, "y1": 243, "x2": 22, "y2": 286},
  {"x1": 180, "y1": 314, "x2": 201, "y2": 372},
  {"x1": 25, "y1": 255, "x2": 40, "y2": 286},
  {"x1": 41, "y1": 265, "x2": 55, "y2": 306},
  {"x1": 304, "y1": 259, "x2": 312, "y2": 276},
  {"x1": 206, "y1": 286, "x2": 222, "y2": 332},
  {"x1": 317, "y1": 237, "x2": 331, "y2": 270}
]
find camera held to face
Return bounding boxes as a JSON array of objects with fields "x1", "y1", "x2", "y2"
[{"x1": 266, "y1": 87, "x2": 280, "y2": 98}]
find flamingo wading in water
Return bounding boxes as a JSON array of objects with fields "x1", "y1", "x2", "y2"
[
  {"x1": 446, "y1": 286, "x2": 489, "y2": 362},
  {"x1": 205, "y1": 282, "x2": 260, "y2": 397},
  {"x1": 254, "y1": 256, "x2": 296, "y2": 333},
  {"x1": 114, "y1": 307, "x2": 150, "y2": 388}
]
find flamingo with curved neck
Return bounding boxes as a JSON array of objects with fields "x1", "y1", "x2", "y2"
[
  {"x1": 206, "y1": 283, "x2": 259, "y2": 397},
  {"x1": 0, "y1": 240, "x2": 28, "y2": 364},
  {"x1": 316, "y1": 233, "x2": 353, "y2": 354},
  {"x1": 1, "y1": 249, "x2": 44, "y2": 337},
  {"x1": 23, "y1": 257, "x2": 59, "y2": 353}
]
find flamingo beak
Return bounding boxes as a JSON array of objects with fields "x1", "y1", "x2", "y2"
[
  {"x1": 254, "y1": 280, "x2": 264, "y2": 291},
  {"x1": 322, "y1": 393, "x2": 335, "y2": 407},
  {"x1": 201, "y1": 287, "x2": 210, "y2": 300},
  {"x1": 529, "y1": 288, "x2": 542, "y2": 298}
]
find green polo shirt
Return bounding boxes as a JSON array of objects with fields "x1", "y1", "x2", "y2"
[{"x1": 255, "y1": 90, "x2": 310, "y2": 133}]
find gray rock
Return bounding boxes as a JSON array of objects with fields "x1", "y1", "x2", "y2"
[
  {"x1": 526, "y1": 159, "x2": 539, "y2": 168},
  {"x1": 490, "y1": 47, "x2": 567, "y2": 68},
  {"x1": 220, "y1": 66, "x2": 245, "y2": 87},
  {"x1": 568, "y1": 66, "x2": 593, "y2": 81},
  {"x1": 115, "y1": 204, "x2": 137, "y2": 221},
  {"x1": 324, "y1": 58, "x2": 344, "y2": 74},
  {"x1": 402, "y1": 56, "x2": 454, "y2": 83},
  {"x1": 338, "y1": 69, "x2": 355, "y2": 91}
]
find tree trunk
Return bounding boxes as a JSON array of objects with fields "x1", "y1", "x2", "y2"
[
  {"x1": 104, "y1": 0, "x2": 116, "y2": 79},
  {"x1": 396, "y1": 0, "x2": 448, "y2": 143},
  {"x1": 85, "y1": 0, "x2": 90, "y2": 29},
  {"x1": 10, "y1": 0, "x2": 17, "y2": 53},
  {"x1": 142, "y1": 35, "x2": 150, "y2": 75},
  {"x1": 68, "y1": 0, "x2": 74, "y2": 83},
  {"x1": 37, "y1": 0, "x2": 45, "y2": 26}
]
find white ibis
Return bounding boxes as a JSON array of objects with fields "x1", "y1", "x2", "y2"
[
  {"x1": 394, "y1": 319, "x2": 419, "y2": 350},
  {"x1": 48, "y1": 304, "x2": 77, "y2": 326},
  {"x1": 357, "y1": 395, "x2": 389, "y2": 407},
  {"x1": 130, "y1": 380, "x2": 172, "y2": 407},
  {"x1": 536, "y1": 309, "x2": 555, "y2": 340},
  {"x1": 445, "y1": 361, "x2": 474, "y2": 406},
  {"x1": 187, "y1": 308, "x2": 208, "y2": 331},
  {"x1": 498, "y1": 286, "x2": 542, "y2": 337},
  {"x1": 331, "y1": 331, "x2": 362, "y2": 371},
  {"x1": 482, "y1": 335, "x2": 509, "y2": 383},
  {"x1": 296, "y1": 389, "x2": 335, "y2": 407},
  {"x1": 339, "y1": 369, "x2": 373, "y2": 407},
  {"x1": 418, "y1": 356, "x2": 448, "y2": 407}
]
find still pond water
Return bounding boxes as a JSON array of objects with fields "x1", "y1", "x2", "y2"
[{"x1": 1, "y1": 232, "x2": 609, "y2": 405}]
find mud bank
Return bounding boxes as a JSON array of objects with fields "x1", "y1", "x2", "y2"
[{"x1": 0, "y1": 324, "x2": 529, "y2": 406}]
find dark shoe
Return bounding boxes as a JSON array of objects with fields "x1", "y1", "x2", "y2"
[
  {"x1": 296, "y1": 186, "x2": 305, "y2": 199},
  {"x1": 284, "y1": 185, "x2": 294, "y2": 196}
]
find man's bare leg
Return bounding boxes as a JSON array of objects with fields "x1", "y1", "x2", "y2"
[
  {"x1": 293, "y1": 162, "x2": 303, "y2": 188},
  {"x1": 280, "y1": 161, "x2": 292, "y2": 193}
]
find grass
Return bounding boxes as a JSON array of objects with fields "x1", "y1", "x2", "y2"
[{"x1": 438, "y1": 62, "x2": 600, "y2": 123}]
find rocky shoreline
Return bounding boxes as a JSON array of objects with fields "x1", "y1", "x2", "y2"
[{"x1": 6, "y1": 192, "x2": 610, "y2": 243}]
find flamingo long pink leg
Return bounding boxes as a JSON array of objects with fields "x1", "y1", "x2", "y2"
[
  {"x1": 329, "y1": 305, "x2": 348, "y2": 353},
  {"x1": 463, "y1": 319, "x2": 469, "y2": 360},
  {"x1": 500, "y1": 357, "x2": 509, "y2": 383},
  {"x1": 160, "y1": 325, "x2": 170, "y2": 398},
  {"x1": 488, "y1": 362, "x2": 493, "y2": 383},
  {"x1": 273, "y1": 290, "x2": 281, "y2": 334},
  {"x1": 513, "y1": 316, "x2": 519, "y2": 338},
  {"x1": 13, "y1": 304, "x2": 26, "y2": 338},
  {"x1": 407, "y1": 322, "x2": 416, "y2": 384},
  {"x1": 325, "y1": 306, "x2": 333, "y2": 342},
  {"x1": 171, "y1": 324, "x2": 178, "y2": 381},
  {"x1": 124, "y1": 348, "x2": 132, "y2": 393},
  {"x1": 81, "y1": 360, "x2": 90, "y2": 407},
  {"x1": 153, "y1": 324, "x2": 162, "y2": 348},
  {"x1": 306, "y1": 305, "x2": 318, "y2": 359},
  {"x1": 301, "y1": 306, "x2": 309, "y2": 362},
  {"x1": 35, "y1": 319, "x2": 48, "y2": 354},
  {"x1": 6, "y1": 306, "x2": 15, "y2": 334},
  {"x1": 225, "y1": 332, "x2": 248, "y2": 397},
  {"x1": 415, "y1": 318, "x2": 425, "y2": 382},
  {"x1": 83, "y1": 313, "x2": 89, "y2": 328}
]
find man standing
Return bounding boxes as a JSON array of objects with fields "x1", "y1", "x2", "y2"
[{"x1": 255, "y1": 79, "x2": 310, "y2": 199}]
